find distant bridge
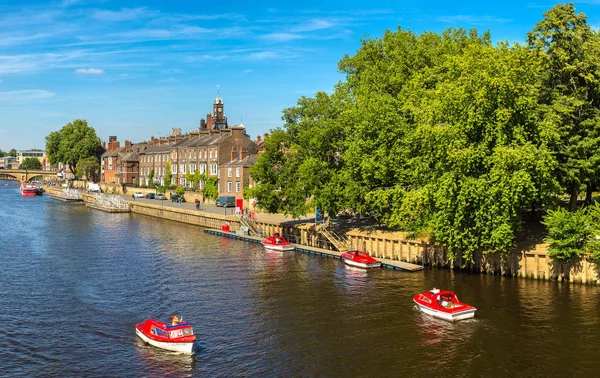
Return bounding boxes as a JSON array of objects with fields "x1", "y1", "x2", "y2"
[{"x1": 0, "y1": 169, "x2": 59, "y2": 183}]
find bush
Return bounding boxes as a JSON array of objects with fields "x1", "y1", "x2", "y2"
[
  {"x1": 157, "y1": 186, "x2": 167, "y2": 194},
  {"x1": 543, "y1": 207, "x2": 593, "y2": 263},
  {"x1": 175, "y1": 186, "x2": 185, "y2": 196}
]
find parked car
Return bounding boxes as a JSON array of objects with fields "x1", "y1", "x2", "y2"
[
  {"x1": 170, "y1": 194, "x2": 186, "y2": 202},
  {"x1": 134, "y1": 191, "x2": 144, "y2": 198},
  {"x1": 216, "y1": 195, "x2": 236, "y2": 207},
  {"x1": 155, "y1": 194, "x2": 167, "y2": 200},
  {"x1": 145, "y1": 193, "x2": 155, "y2": 199}
]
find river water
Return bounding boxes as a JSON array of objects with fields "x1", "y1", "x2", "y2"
[{"x1": 1, "y1": 180, "x2": 599, "y2": 377}]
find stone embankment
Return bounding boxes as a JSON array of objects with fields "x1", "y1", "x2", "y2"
[{"x1": 45, "y1": 186, "x2": 600, "y2": 285}]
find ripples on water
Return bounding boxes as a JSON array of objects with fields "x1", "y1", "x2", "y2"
[{"x1": 1, "y1": 181, "x2": 600, "y2": 377}]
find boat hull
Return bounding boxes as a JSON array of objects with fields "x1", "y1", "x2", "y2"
[
  {"x1": 343, "y1": 258, "x2": 381, "y2": 269},
  {"x1": 262, "y1": 242, "x2": 295, "y2": 251},
  {"x1": 135, "y1": 328, "x2": 194, "y2": 354},
  {"x1": 413, "y1": 300, "x2": 476, "y2": 322}
]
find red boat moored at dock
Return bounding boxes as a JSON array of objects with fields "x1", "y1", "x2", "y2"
[
  {"x1": 136, "y1": 316, "x2": 196, "y2": 354},
  {"x1": 413, "y1": 289, "x2": 477, "y2": 322},
  {"x1": 261, "y1": 233, "x2": 295, "y2": 251},
  {"x1": 341, "y1": 250, "x2": 381, "y2": 269}
]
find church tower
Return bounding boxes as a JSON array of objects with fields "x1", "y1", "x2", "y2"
[{"x1": 212, "y1": 89, "x2": 228, "y2": 130}]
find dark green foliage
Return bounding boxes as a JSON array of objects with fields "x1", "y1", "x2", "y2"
[
  {"x1": 45, "y1": 119, "x2": 101, "y2": 173},
  {"x1": 249, "y1": 4, "x2": 599, "y2": 262},
  {"x1": 543, "y1": 204, "x2": 599, "y2": 263},
  {"x1": 202, "y1": 177, "x2": 219, "y2": 200},
  {"x1": 75, "y1": 156, "x2": 100, "y2": 181},
  {"x1": 19, "y1": 157, "x2": 42, "y2": 170}
]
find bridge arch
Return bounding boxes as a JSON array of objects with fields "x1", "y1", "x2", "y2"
[{"x1": 0, "y1": 173, "x2": 19, "y2": 181}]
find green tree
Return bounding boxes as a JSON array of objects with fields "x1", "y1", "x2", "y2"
[
  {"x1": 164, "y1": 159, "x2": 173, "y2": 187},
  {"x1": 247, "y1": 91, "x2": 348, "y2": 218},
  {"x1": 527, "y1": 3, "x2": 600, "y2": 210},
  {"x1": 8, "y1": 149, "x2": 17, "y2": 157},
  {"x1": 45, "y1": 119, "x2": 101, "y2": 175},
  {"x1": 0, "y1": 149, "x2": 5, "y2": 157},
  {"x1": 148, "y1": 169, "x2": 155, "y2": 184},
  {"x1": 185, "y1": 170, "x2": 205, "y2": 190},
  {"x1": 543, "y1": 206, "x2": 594, "y2": 262},
  {"x1": 19, "y1": 157, "x2": 42, "y2": 170},
  {"x1": 175, "y1": 186, "x2": 185, "y2": 196},
  {"x1": 75, "y1": 156, "x2": 100, "y2": 181},
  {"x1": 202, "y1": 176, "x2": 219, "y2": 200}
]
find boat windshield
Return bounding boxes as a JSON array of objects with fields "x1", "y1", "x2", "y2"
[
  {"x1": 151, "y1": 326, "x2": 169, "y2": 338},
  {"x1": 170, "y1": 327, "x2": 194, "y2": 339}
]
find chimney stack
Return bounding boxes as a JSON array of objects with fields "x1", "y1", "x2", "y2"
[{"x1": 255, "y1": 135, "x2": 262, "y2": 143}]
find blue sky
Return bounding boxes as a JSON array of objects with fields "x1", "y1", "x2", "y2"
[{"x1": 1, "y1": 0, "x2": 599, "y2": 151}]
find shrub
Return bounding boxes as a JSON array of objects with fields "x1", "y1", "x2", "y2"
[
  {"x1": 175, "y1": 186, "x2": 185, "y2": 196},
  {"x1": 157, "y1": 186, "x2": 167, "y2": 194},
  {"x1": 543, "y1": 207, "x2": 593, "y2": 263}
]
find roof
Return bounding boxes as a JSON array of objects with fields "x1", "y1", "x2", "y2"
[{"x1": 222, "y1": 154, "x2": 258, "y2": 168}]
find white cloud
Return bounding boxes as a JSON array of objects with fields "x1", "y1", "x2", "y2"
[
  {"x1": 0, "y1": 33, "x2": 49, "y2": 47},
  {"x1": 247, "y1": 51, "x2": 279, "y2": 60},
  {"x1": 291, "y1": 19, "x2": 335, "y2": 32},
  {"x1": 261, "y1": 32, "x2": 304, "y2": 42},
  {"x1": 0, "y1": 90, "x2": 55, "y2": 102},
  {"x1": 92, "y1": 8, "x2": 157, "y2": 22},
  {"x1": 75, "y1": 68, "x2": 104, "y2": 74},
  {"x1": 243, "y1": 69, "x2": 253, "y2": 73},
  {"x1": 437, "y1": 15, "x2": 513, "y2": 24}
]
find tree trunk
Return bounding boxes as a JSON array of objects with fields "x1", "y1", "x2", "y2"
[
  {"x1": 568, "y1": 183, "x2": 580, "y2": 211},
  {"x1": 586, "y1": 185, "x2": 593, "y2": 205}
]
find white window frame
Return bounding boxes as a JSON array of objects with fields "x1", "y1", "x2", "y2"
[
  {"x1": 227, "y1": 181, "x2": 232, "y2": 192},
  {"x1": 236, "y1": 182, "x2": 241, "y2": 193},
  {"x1": 236, "y1": 167, "x2": 240, "y2": 178},
  {"x1": 228, "y1": 168, "x2": 232, "y2": 177}
]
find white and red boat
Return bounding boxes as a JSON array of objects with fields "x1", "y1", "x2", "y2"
[
  {"x1": 20, "y1": 183, "x2": 37, "y2": 196},
  {"x1": 135, "y1": 316, "x2": 196, "y2": 354},
  {"x1": 413, "y1": 289, "x2": 477, "y2": 322},
  {"x1": 341, "y1": 250, "x2": 381, "y2": 269},
  {"x1": 261, "y1": 233, "x2": 295, "y2": 251}
]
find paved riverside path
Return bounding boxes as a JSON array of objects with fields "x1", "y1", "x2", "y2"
[{"x1": 121, "y1": 194, "x2": 314, "y2": 224}]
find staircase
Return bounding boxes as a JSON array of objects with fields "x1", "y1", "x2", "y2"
[
  {"x1": 317, "y1": 224, "x2": 352, "y2": 252},
  {"x1": 239, "y1": 216, "x2": 262, "y2": 236}
]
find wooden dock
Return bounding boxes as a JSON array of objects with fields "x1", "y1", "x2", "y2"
[
  {"x1": 204, "y1": 229, "x2": 423, "y2": 271},
  {"x1": 49, "y1": 194, "x2": 84, "y2": 203}
]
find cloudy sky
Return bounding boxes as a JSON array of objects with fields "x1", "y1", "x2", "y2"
[{"x1": 1, "y1": 0, "x2": 599, "y2": 151}]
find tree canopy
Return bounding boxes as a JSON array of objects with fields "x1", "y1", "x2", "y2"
[
  {"x1": 19, "y1": 157, "x2": 42, "y2": 170},
  {"x1": 249, "y1": 4, "x2": 600, "y2": 262},
  {"x1": 45, "y1": 119, "x2": 100, "y2": 175},
  {"x1": 75, "y1": 156, "x2": 100, "y2": 181}
]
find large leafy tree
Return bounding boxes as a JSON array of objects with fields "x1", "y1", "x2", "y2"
[
  {"x1": 75, "y1": 156, "x2": 100, "y2": 181},
  {"x1": 248, "y1": 91, "x2": 348, "y2": 218},
  {"x1": 0, "y1": 149, "x2": 5, "y2": 157},
  {"x1": 19, "y1": 157, "x2": 42, "y2": 170},
  {"x1": 527, "y1": 3, "x2": 600, "y2": 209},
  {"x1": 148, "y1": 169, "x2": 155, "y2": 184},
  {"x1": 45, "y1": 119, "x2": 101, "y2": 175},
  {"x1": 8, "y1": 149, "x2": 16, "y2": 157}
]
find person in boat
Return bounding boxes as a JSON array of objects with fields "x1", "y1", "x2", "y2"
[
  {"x1": 430, "y1": 287, "x2": 440, "y2": 295},
  {"x1": 171, "y1": 315, "x2": 180, "y2": 326}
]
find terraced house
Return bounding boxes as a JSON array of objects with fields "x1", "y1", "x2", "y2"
[{"x1": 106, "y1": 95, "x2": 260, "y2": 200}]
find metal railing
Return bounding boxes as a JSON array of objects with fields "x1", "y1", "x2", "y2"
[{"x1": 317, "y1": 224, "x2": 352, "y2": 252}]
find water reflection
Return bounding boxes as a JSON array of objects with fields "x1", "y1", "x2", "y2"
[{"x1": 134, "y1": 338, "x2": 196, "y2": 377}]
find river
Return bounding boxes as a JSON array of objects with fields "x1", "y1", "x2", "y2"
[{"x1": 1, "y1": 180, "x2": 599, "y2": 377}]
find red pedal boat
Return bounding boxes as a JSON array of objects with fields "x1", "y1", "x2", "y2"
[
  {"x1": 341, "y1": 250, "x2": 381, "y2": 269},
  {"x1": 261, "y1": 233, "x2": 295, "y2": 251},
  {"x1": 136, "y1": 316, "x2": 196, "y2": 354},
  {"x1": 413, "y1": 289, "x2": 477, "y2": 322}
]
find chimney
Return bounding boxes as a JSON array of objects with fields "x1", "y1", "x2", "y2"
[
  {"x1": 206, "y1": 114, "x2": 213, "y2": 130},
  {"x1": 263, "y1": 133, "x2": 268, "y2": 140},
  {"x1": 109, "y1": 136, "x2": 117, "y2": 143},
  {"x1": 255, "y1": 135, "x2": 262, "y2": 143},
  {"x1": 107, "y1": 137, "x2": 120, "y2": 152},
  {"x1": 241, "y1": 147, "x2": 249, "y2": 160},
  {"x1": 200, "y1": 119, "x2": 206, "y2": 130},
  {"x1": 125, "y1": 140, "x2": 132, "y2": 149}
]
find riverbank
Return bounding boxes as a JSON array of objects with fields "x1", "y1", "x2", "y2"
[{"x1": 45, "y1": 186, "x2": 600, "y2": 285}]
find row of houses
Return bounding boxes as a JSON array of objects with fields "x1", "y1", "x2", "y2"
[{"x1": 100, "y1": 96, "x2": 266, "y2": 200}]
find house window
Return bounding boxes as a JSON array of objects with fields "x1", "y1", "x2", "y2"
[
  {"x1": 210, "y1": 164, "x2": 218, "y2": 175},
  {"x1": 236, "y1": 167, "x2": 240, "y2": 177},
  {"x1": 209, "y1": 151, "x2": 213, "y2": 159},
  {"x1": 215, "y1": 150, "x2": 218, "y2": 158},
  {"x1": 173, "y1": 164, "x2": 177, "y2": 173},
  {"x1": 228, "y1": 168, "x2": 232, "y2": 177},
  {"x1": 236, "y1": 182, "x2": 241, "y2": 193},
  {"x1": 227, "y1": 181, "x2": 232, "y2": 192}
]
